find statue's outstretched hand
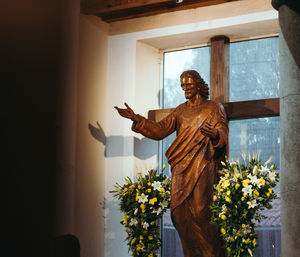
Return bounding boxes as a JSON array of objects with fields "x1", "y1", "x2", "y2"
[
  {"x1": 200, "y1": 121, "x2": 219, "y2": 140},
  {"x1": 114, "y1": 102, "x2": 138, "y2": 122}
]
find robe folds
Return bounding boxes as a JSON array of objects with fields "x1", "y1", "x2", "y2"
[{"x1": 132, "y1": 100, "x2": 228, "y2": 257}]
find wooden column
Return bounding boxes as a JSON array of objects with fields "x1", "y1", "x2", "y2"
[{"x1": 210, "y1": 35, "x2": 230, "y2": 103}]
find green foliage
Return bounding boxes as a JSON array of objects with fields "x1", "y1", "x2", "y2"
[
  {"x1": 110, "y1": 168, "x2": 171, "y2": 257},
  {"x1": 210, "y1": 155, "x2": 280, "y2": 257}
]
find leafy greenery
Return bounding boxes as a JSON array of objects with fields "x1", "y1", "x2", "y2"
[
  {"x1": 210, "y1": 156, "x2": 280, "y2": 257},
  {"x1": 110, "y1": 168, "x2": 171, "y2": 257}
]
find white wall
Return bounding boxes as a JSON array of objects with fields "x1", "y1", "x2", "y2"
[{"x1": 76, "y1": 14, "x2": 109, "y2": 257}]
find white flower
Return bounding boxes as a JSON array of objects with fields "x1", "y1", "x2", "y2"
[
  {"x1": 152, "y1": 207, "x2": 162, "y2": 215},
  {"x1": 253, "y1": 165, "x2": 259, "y2": 175},
  {"x1": 242, "y1": 185, "x2": 253, "y2": 196},
  {"x1": 219, "y1": 204, "x2": 227, "y2": 217},
  {"x1": 159, "y1": 200, "x2": 168, "y2": 209},
  {"x1": 268, "y1": 171, "x2": 276, "y2": 183},
  {"x1": 129, "y1": 218, "x2": 138, "y2": 226},
  {"x1": 134, "y1": 208, "x2": 138, "y2": 215},
  {"x1": 247, "y1": 199, "x2": 258, "y2": 209},
  {"x1": 248, "y1": 248, "x2": 253, "y2": 257},
  {"x1": 143, "y1": 222, "x2": 149, "y2": 230},
  {"x1": 138, "y1": 193, "x2": 148, "y2": 203},
  {"x1": 254, "y1": 179, "x2": 263, "y2": 189},
  {"x1": 260, "y1": 165, "x2": 270, "y2": 173},
  {"x1": 152, "y1": 181, "x2": 162, "y2": 191},
  {"x1": 247, "y1": 174, "x2": 260, "y2": 184}
]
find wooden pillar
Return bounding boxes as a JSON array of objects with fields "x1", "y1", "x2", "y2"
[{"x1": 210, "y1": 36, "x2": 230, "y2": 103}]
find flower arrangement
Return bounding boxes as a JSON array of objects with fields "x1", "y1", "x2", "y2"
[
  {"x1": 110, "y1": 167, "x2": 171, "y2": 257},
  {"x1": 210, "y1": 156, "x2": 280, "y2": 257}
]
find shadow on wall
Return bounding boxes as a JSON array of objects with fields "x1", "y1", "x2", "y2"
[{"x1": 88, "y1": 122, "x2": 158, "y2": 160}]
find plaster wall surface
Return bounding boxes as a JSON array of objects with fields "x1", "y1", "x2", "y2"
[
  {"x1": 76, "y1": 14, "x2": 109, "y2": 257},
  {"x1": 278, "y1": 5, "x2": 300, "y2": 257}
]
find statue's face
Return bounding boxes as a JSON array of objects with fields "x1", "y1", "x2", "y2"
[{"x1": 181, "y1": 76, "x2": 199, "y2": 99}]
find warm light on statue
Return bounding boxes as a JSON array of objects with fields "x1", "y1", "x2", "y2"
[{"x1": 115, "y1": 70, "x2": 228, "y2": 257}]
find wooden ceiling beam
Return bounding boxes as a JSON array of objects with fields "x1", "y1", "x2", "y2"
[{"x1": 81, "y1": 0, "x2": 236, "y2": 23}]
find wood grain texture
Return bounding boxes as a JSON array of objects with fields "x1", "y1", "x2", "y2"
[
  {"x1": 210, "y1": 35, "x2": 230, "y2": 103},
  {"x1": 81, "y1": 0, "x2": 236, "y2": 22},
  {"x1": 148, "y1": 98, "x2": 280, "y2": 121}
]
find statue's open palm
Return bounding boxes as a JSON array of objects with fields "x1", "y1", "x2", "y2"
[{"x1": 114, "y1": 103, "x2": 137, "y2": 121}]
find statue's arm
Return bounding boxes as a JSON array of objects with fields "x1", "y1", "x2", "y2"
[
  {"x1": 115, "y1": 103, "x2": 176, "y2": 140},
  {"x1": 131, "y1": 113, "x2": 176, "y2": 140}
]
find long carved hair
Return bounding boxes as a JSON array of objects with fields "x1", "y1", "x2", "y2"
[{"x1": 180, "y1": 70, "x2": 209, "y2": 99}]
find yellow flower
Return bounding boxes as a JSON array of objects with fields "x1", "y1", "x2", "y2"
[
  {"x1": 147, "y1": 182, "x2": 151, "y2": 186},
  {"x1": 254, "y1": 189, "x2": 259, "y2": 196},
  {"x1": 242, "y1": 224, "x2": 246, "y2": 228},
  {"x1": 140, "y1": 203, "x2": 146, "y2": 213},
  {"x1": 139, "y1": 235, "x2": 144, "y2": 240},
  {"x1": 122, "y1": 214, "x2": 129, "y2": 225},
  {"x1": 131, "y1": 238, "x2": 137, "y2": 245},
  {"x1": 235, "y1": 205, "x2": 238, "y2": 208},
  {"x1": 235, "y1": 183, "x2": 240, "y2": 189},
  {"x1": 221, "y1": 161, "x2": 226, "y2": 166},
  {"x1": 136, "y1": 243, "x2": 144, "y2": 251},
  {"x1": 242, "y1": 212, "x2": 247, "y2": 218},
  {"x1": 236, "y1": 232, "x2": 241, "y2": 237},
  {"x1": 227, "y1": 247, "x2": 231, "y2": 252},
  {"x1": 268, "y1": 188, "x2": 273, "y2": 194},
  {"x1": 230, "y1": 237, "x2": 235, "y2": 242},
  {"x1": 245, "y1": 169, "x2": 249, "y2": 173},
  {"x1": 148, "y1": 254, "x2": 153, "y2": 257},
  {"x1": 245, "y1": 238, "x2": 250, "y2": 244},
  {"x1": 149, "y1": 197, "x2": 158, "y2": 205},
  {"x1": 266, "y1": 192, "x2": 271, "y2": 197},
  {"x1": 242, "y1": 179, "x2": 250, "y2": 187},
  {"x1": 138, "y1": 185, "x2": 142, "y2": 189},
  {"x1": 260, "y1": 178, "x2": 266, "y2": 186},
  {"x1": 222, "y1": 180, "x2": 230, "y2": 188},
  {"x1": 213, "y1": 195, "x2": 217, "y2": 201},
  {"x1": 160, "y1": 187, "x2": 165, "y2": 192},
  {"x1": 225, "y1": 173, "x2": 230, "y2": 178},
  {"x1": 253, "y1": 238, "x2": 257, "y2": 246},
  {"x1": 221, "y1": 228, "x2": 226, "y2": 235},
  {"x1": 241, "y1": 196, "x2": 245, "y2": 201},
  {"x1": 221, "y1": 214, "x2": 227, "y2": 220},
  {"x1": 148, "y1": 235, "x2": 153, "y2": 240},
  {"x1": 226, "y1": 190, "x2": 231, "y2": 196},
  {"x1": 147, "y1": 188, "x2": 151, "y2": 193},
  {"x1": 130, "y1": 185, "x2": 135, "y2": 189},
  {"x1": 225, "y1": 196, "x2": 231, "y2": 203}
]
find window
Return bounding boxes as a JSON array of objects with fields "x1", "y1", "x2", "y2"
[{"x1": 159, "y1": 37, "x2": 280, "y2": 257}]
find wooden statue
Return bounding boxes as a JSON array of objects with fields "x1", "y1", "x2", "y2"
[{"x1": 115, "y1": 70, "x2": 228, "y2": 257}]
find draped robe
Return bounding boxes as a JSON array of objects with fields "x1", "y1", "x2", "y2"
[{"x1": 132, "y1": 100, "x2": 228, "y2": 257}]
